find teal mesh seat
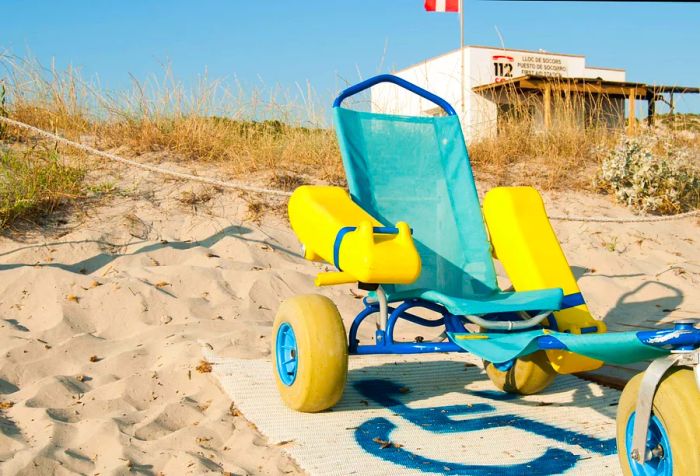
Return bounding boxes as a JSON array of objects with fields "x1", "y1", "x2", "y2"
[{"x1": 333, "y1": 107, "x2": 563, "y2": 316}]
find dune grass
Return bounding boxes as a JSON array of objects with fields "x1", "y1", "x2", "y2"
[
  {"x1": 0, "y1": 148, "x2": 85, "y2": 227},
  {"x1": 0, "y1": 54, "x2": 697, "y2": 225},
  {"x1": 1, "y1": 55, "x2": 343, "y2": 182}
]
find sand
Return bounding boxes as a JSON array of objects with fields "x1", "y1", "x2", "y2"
[{"x1": 0, "y1": 158, "x2": 698, "y2": 474}]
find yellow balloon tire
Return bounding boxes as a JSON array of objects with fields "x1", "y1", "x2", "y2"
[
  {"x1": 272, "y1": 294, "x2": 348, "y2": 413},
  {"x1": 484, "y1": 351, "x2": 557, "y2": 395},
  {"x1": 616, "y1": 367, "x2": 700, "y2": 476}
]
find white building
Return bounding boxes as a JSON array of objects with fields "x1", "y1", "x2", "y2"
[{"x1": 370, "y1": 45, "x2": 697, "y2": 140}]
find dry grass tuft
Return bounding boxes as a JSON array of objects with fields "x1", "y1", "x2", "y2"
[
  {"x1": 178, "y1": 188, "x2": 214, "y2": 206},
  {"x1": 243, "y1": 193, "x2": 288, "y2": 224},
  {"x1": 245, "y1": 197, "x2": 268, "y2": 224},
  {"x1": 268, "y1": 173, "x2": 306, "y2": 191}
]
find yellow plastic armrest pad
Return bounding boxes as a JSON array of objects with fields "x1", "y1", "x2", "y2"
[{"x1": 288, "y1": 185, "x2": 421, "y2": 286}]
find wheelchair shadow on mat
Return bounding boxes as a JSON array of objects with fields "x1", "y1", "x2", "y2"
[{"x1": 338, "y1": 359, "x2": 618, "y2": 420}]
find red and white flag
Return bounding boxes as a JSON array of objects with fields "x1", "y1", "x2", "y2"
[{"x1": 424, "y1": 0, "x2": 460, "y2": 12}]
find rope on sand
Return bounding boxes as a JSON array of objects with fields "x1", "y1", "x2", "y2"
[{"x1": 1, "y1": 115, "x2": 698, "y2": 223}]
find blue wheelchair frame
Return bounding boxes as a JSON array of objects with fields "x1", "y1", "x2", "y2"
[{"x1": 348, "y1": 298, "x2": 700, "y2": 359}]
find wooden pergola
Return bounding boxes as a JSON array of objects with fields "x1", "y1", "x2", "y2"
[{"x1": 473, "y1": 75, "x2": 700, "y2": 134}]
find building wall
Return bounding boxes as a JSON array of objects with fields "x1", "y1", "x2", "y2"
[
  {"x1": 371, "y1": 51, "x2": 467, "y2": 116},
  {"x1": 583, "y1": 67, "x2": 626, "y2": 82},
  {"x1": 370, "y1": 46, "x2": 627, "y2": 141}
]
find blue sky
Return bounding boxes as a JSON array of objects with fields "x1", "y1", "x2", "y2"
[{"x1": 3, "y1": 1, "x2": 699, "y2": 116}]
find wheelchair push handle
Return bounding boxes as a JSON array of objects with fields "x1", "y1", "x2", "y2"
[{"x1": 332, "y1": 74, "x2": 457, "y2": 116}]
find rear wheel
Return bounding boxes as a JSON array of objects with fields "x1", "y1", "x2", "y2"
[
  {"x1": 616, "y1": 367, "x2": 700, "y2": 476},
  {"x1": 484, "y1": 351, "x2": 557, "y2": 395},
  {"x1": 272, "y1": 294, "x2": 348, "y2": 412}
]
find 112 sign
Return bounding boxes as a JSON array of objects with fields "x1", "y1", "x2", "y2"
[{"x1": 493, "y1": 55, "x2": 514, "y2": 82}]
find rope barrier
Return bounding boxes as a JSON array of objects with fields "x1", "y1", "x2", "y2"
[
  {"x1": 546, "y1": 211, "x2": 698, "y2": 223},
  {"x1": 0, "y1": 116, "x2": 292, "y2": 197},
  {"x1": 1, "y1": 115, "x2": 698, "y2": 223}
]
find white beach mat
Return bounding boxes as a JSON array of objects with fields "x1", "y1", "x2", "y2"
[{"x1": 206, "y1": 352, "x2": 622, "y2": 475}]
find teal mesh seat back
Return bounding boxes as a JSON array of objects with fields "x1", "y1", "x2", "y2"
[{"x1": 333, "y1": 107, "x2": 498, "y2": 297}]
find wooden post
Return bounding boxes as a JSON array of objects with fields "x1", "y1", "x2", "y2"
[
  {"x1": 669, "y1": 92, "x2": 675, "y2": 116},
  {"x1": 669, "y1": 91, "x2": 675, "y2": 129},
  {"x1": 627, "y1": 88, "x2": 636, "y2": 134},
  {"x1": 647, "y1": 91, "x2": 655, "y2": 126},
  {"x1": 543, "y1": 83, "x2": 552, "y2": 130}
]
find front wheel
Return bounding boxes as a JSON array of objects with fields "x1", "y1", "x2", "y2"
[
  {"x1": 616, "y1": 367, "x2": 700, "y2": 475},
  {"x1": 272, "y1": 294, "x2": 348, "y2": 412}
]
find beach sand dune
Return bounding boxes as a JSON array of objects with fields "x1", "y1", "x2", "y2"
[{"x1": 1, "y1": 163, "x2": 698, "y2": 474}]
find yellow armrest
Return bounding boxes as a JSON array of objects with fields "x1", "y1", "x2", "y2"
[{"x1": 288, "y1": 185, "x2": 421, "y2": 286}]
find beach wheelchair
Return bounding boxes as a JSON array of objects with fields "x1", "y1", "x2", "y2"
[{"x1": 272, "y1": 75, "x2": 700, "y2": 475}]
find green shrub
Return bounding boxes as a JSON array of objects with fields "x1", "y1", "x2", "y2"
[{"x1": 598, "y1": 134, "x2": 700, "y2": 214}]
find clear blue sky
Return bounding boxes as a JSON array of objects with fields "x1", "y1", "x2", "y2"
[{"x1": 3, "y1": 0, "x2": 699, "y2": 117}]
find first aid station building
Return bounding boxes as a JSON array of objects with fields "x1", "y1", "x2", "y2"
[{"x1": 370, "y1": 45, "x2": 698, "y2": 140}]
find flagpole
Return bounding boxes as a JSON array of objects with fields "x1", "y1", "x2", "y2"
[{"x1": 459, "y1": 0, "x2": 465, "y2": 117}]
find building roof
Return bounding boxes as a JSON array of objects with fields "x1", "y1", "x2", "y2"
[
  {"x1": 472, "y1": 75, "x2": 700, "y2": 97},
  {"x1": 468, "y1": 45, "x2": 585, "y2": 58},
  {"x1": 584, "y1": 65, "x2": 626, "y2": 73}
]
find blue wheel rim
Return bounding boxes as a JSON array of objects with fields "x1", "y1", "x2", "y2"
[
  {"x1": 275, "y1": 322, "x2": 298, "y2": 386},
  {"x1": 625, "y1": 412, "x2": 673, "y2": 475}
]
